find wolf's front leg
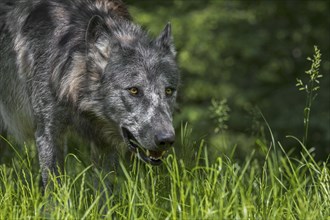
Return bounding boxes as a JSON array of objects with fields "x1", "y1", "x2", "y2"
[
  {"x1": 35, "y1": 116, "x2": 66, "y2": 189},
  {"x1": 35, "y1": 126, "x2": 58, "y2": 187}
]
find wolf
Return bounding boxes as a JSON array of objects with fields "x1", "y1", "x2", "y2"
[{"x1": 0, "y1": 0, "x2": 179, "y2": 187}]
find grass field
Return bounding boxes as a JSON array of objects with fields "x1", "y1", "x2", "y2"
[{"x1": 0, "y1": 126, "x2": 329, "y2": 219}]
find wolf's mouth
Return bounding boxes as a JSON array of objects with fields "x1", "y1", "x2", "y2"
[{"x1": 122, "y1": 127, "x2": 165, "y2": 165}]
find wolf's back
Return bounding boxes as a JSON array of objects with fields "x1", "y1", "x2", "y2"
[
  {"x1": 0, "y1": 1, "x2": 16, "y2": 31},
  {"x1": 0, "y1": 0, "x2": 133, "y2": 143}
]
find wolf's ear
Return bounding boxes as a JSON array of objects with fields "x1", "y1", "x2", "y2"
[
  {"x1": 86, "y1": 15, "x2": 105, "y2": 44},
  {"x1": 156, "y1": 22, "x2": 176, "y2": 56},
  {"x1": 86, "y1": 16, "x2": 120, "y2": 71}
]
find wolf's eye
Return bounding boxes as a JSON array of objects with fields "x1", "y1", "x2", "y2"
[
  {"x1": 165, "y1": 88, "x2": 174, "y2": 96},
  {"x1": 128, "y1": 87, "x2": 139, "y2": 96}
]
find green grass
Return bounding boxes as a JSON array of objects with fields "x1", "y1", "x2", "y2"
[{"x1": 0, "y1": 130, "x2": 329, "y2": 219}]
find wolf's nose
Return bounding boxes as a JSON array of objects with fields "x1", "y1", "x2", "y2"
[{"x1": 155, "y1": 132, "x2": 175, "y2": 149}]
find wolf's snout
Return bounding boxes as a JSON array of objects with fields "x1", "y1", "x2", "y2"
[{"x1": 155, "y1": 131, "x2": 175, "y2": 149}]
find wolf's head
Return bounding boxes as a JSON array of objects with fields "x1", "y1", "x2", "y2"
[{"x1": 84, "y1": 16, "x2": 179, "y2": 165}]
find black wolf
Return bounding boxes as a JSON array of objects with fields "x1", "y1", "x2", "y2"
[{"x1": 0, "y1": 0, "x2": 179, "y2": 187}]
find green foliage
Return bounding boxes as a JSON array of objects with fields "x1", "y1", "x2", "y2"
[{"x1": 209, "y1": 98, "x2": 230, "y2": 133}]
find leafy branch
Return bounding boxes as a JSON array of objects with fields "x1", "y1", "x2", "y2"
[{"x1": 209, "y1": 98, "x2": 230, "y2": 134}]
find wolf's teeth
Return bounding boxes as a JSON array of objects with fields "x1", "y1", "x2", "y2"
[
  {"x1": 150, "y1": 156, "x2": 161, "y2": 160},
  {"x1": 146, "y1": 150, "x2": 150, "y2": 157}
]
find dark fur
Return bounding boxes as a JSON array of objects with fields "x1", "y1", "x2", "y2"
[{"x1": 0, "y1": 0, "x2": 179, "y2": 187}]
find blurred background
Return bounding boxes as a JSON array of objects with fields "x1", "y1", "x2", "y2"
[{"x1": 126, "y1": 0, "x2": 330, "y2": 160}]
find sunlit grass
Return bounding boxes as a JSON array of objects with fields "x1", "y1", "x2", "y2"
[{"x1": 0, "y1": 129, "x2": 329, "y2": 219}]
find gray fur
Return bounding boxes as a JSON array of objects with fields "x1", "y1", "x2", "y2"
[{"x1": 0, "y1": 0, "x2": 179, "y2": 187}]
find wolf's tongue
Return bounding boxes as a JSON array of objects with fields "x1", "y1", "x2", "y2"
[{"x1": 149, "y1": 150, "x2": 163, "y2": 159}]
